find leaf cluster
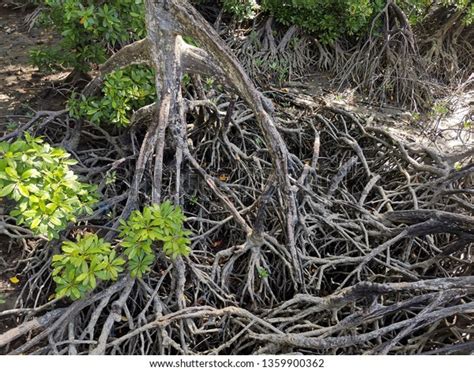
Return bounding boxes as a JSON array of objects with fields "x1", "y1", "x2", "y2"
[
  {"x1": 257, "y1": 267, "x2": 270, "y2": 279},
  {"x1": 52, "y1": 233, "x2": 125, "y2": 299},
  {"x1": 0, "y1": 134, "x2": 97, "y2": 240},
  {"x1": 51, "y1": 202, "x2": 191, "y2": 299},
  {"x1": 31, "y1": 0, "x2": 145, "y2": 72},
  {"x1": 118, "y1": 202, "x2": 191, "y2": 278},
  {"x1": 68, "y1": 65, "x2": 156, "y2": 127}
]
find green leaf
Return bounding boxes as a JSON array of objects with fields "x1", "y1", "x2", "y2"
[
  {"x1": 0, "y1": 183, "x2": 15, "y2": 197},
  {"x1": 5, "y1": 167, "x2": 19, "y2": 179},
  {"x1": 27, "y1": 183, "x2": 40, "y2": 193},
  {"x1": 52, "y1": 255, "x2": 64, "y2": 263},
  {"x1": 95, "y1": 271, "x2": 108, "y2": 280},
  {"x1": 71, "y1": 287, "x2": 81, "y2": 299},
  {"x1": 23, "y1": 209, "x2": 37, "y2": 218},
  {"x1": 22, "y1": 168, "x2": 40, "y2": 179},
  {"x1": 30, "y1": 217, "x2": 42, "y2": 229},
  {"x1": 89, "y1": 274, "x2": 96, "y2": 289},
  {"x1": 53, "y1": 276, "x2": 66, "y2": 284},
  {"x1": 76, "y1": 272, "x2": 88, "y2": 282},
  {"x1": 112, "y1": 257, "x2": 126, "y2": 266},
  {"x1": 49, "y1": 216, "x2": 62, "y2": 226},
  {"x1": 56, "y1": 288, "x2": 68, "y2": 298},
  {"x1": 18, "y1": 183, "x2": 30, "y2": 197}
]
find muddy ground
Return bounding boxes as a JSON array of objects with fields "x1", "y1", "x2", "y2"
[{"x1": 0, "y1": 2, "x2": 66, "y2": 118}]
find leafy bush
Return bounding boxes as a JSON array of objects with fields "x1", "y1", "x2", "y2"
[
  {"x1": 51, "y1": 202, "x2": 191, "y2": 299},
  {"x1": 262, "y1": 0, "x2": 384, "y2": 43},
  {"x1": 52, "y1": 233, "x2": 125, "y2": 299},
  {"x1": 219, "y1": 0, "x2": 385, "y2": 43},
  {"x1": 0, "y1": 134, "x2": 97, "y2": 240},
  {"x1": 68, "y1": 65, "x2": 156, "y2": 127},
  {"x1": 463, "y1": 2, "x2": 474, "y2": 25},
  {"x1": 435, "y1": 0, "x2": 474, "y2": 25},
  {"x1": 119, "y1": 202, "x2": 191, "y2": 278},
  {"x1": 31, "y1": 0, "x2": 145, "y2": 72}
]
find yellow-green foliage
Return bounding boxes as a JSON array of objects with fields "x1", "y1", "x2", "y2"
[
  {"x1": 0, "y1": 135, "x2": 97, "y2": 240},
  {"x1": 119, "y1": 202, "x2": 191, "y2": 278},
  {"x1": 52, "y1": 234, "x2": 125, "y2": 299},
  {"x1": 52, "y1": 202, "x2": 191, "y2": 300}
]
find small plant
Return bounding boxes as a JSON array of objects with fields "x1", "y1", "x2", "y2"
[
  {"x1": 189, "y1": 195, "x2": 199, "y2": 205},
  {"x1": 52, "y1": 234, "x2": 125, "y2": 299},
  {"x1": 0, "y1": 134, "x2": 97, "y2": 240},
  {"x1": 257, "y1": 267, "x2": 270, "y2": 279},
  {"x1": 204, "y1": 77, "x2": 215, "y2": 89},
  {"x1": 269, "y1": 60, "x2": 289, "y2": 83},
  {"x1": 432, "y1": 102, "x2": 450, "y2": 117},
  {"x1": 51, "y1": 202, "x2": 192, "y2": 299},
  {"x1": 105, "y1": 170, "x2": 117, "y2": 185},
  {"x1": 68, "y1": 65, "x2": 156, "y2": 127},
  {"x1": 411, "y1": 112, "x2": 421, "y2": 122},
  {"x1": 254, "y1": 58, "x2": 264, "y2": 68},
  {"x1": 119, "y1": 202, "x2": 191, "y2": 277},
  {"x1": 454, "y1": 162, "x2": 463, "y2": 171},
  {"x1": 0, "y1": 293, "x2": 5, "y2": 304},
  {"x1": 6, "y1": 121, "x2": 18, "y2": 132}
]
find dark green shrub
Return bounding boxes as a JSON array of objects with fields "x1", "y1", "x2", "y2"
[
  {"x1": 262, "y1": 0, "x2": 384, "y2": 43},
  {"x1": 31, "y1": 0, "x2": 145, "y2": 72}
]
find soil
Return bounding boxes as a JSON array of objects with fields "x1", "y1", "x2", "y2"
[{"x1": 0, "y1": 2, "x2": 66, "y2": 121}]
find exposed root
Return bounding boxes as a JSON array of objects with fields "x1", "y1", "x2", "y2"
[
  {"x1": 1, "y1": 93, "x2": 472, "y2": 353},
  {"x1": 222, "y1": 16, "x2": 318, "y2": 85},
  {"x1": 1, "y1": 0, "x2": 473, "y2": 356},
  {"x1": 419, "y1": 5, "x2": 474, "y2": 83},
  {"x1": 334, "y1": 0, "x2": 432, "y2": 110}
]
